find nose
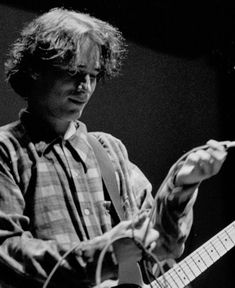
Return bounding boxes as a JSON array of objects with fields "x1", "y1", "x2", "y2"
[{"x1": 77, "y1": 74, "x2": 91, "y2": 92}]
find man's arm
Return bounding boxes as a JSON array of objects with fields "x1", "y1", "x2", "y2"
[{"x1": 129, "y1": 140, "x2": 227, "y2": 260}]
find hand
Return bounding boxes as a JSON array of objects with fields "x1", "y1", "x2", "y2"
[
  {"x1": 175, "y1": 139, "x2": 227, "y2": 186},
  {"x1": 110, "y1": 212, "x2": 159, "y2": 263}
]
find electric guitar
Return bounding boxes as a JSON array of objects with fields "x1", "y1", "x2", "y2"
[{"x1": 98, "y1": 221, "x2": 235, "y2": 288}]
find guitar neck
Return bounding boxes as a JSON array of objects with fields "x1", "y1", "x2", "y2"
[{"x1": 152, "y1": 221, "x2": 235, "y2": 288}]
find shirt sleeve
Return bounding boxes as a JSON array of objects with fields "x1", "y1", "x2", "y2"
[{"x1": 128, "y1": 157, "x2": 199, "y2": 261}]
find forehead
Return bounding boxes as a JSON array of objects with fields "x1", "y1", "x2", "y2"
[{"x1": 77, "y1": 37, "x2": 101, "y2": 71}]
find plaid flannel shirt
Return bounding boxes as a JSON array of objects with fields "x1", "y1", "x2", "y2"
[{"x1": 0, "y1": 110, "x2": 198, "y2": 287}]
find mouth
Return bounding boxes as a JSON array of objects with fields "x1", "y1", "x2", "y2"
[{"x1": 68, "y1": 94, "x2": 88, "y2": 104}]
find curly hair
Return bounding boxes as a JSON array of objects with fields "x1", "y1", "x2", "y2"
[{"x1": 4, "y1": 7, "x2": 127, "y2": 98}]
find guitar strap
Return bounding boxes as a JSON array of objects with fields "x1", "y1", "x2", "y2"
[
  {"x1": 87, "y1": 134, "x2": 125, "y2": 222},
  {"x1": 88, "y1": 135, "x2": 143, "y2": 288}
]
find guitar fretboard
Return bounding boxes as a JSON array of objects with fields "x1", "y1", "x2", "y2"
[{"x1": 152, "y1": 221, "x2": 235, "y2": 288}]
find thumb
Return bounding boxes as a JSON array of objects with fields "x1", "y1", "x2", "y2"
[{"x1": 143, "y1": 228, "x2": 159, "y2": 248}]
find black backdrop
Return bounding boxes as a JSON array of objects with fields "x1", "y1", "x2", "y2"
[{"x1": 0, "y1": 1, "x2": 234, "y2": 287}]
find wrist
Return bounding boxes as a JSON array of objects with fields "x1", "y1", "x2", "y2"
[{"x1": 174, "y1": 173, "x2": 200, "y2": 187}]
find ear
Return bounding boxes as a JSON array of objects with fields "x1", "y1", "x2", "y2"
[
  {"x1": 28, "y1": 67, "x2": 40, "y2": 80},
  {"x1": 30, "y1": 71, "x2": 40, "y2": 80}
]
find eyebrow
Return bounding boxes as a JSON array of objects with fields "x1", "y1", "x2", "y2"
[{"x1": 78, "y1": 65, "x2": 101, "y2": 73}]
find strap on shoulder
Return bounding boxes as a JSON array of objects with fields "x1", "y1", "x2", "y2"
[{"x1": 87, "y1": 134, "x2": 125, "y2": 221}]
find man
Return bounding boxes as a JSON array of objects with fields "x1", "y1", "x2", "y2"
[{"x1": 0, "y1": 7, "x2": 227, "y2": 288}]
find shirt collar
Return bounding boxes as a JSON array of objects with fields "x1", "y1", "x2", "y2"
[
  {"x1": 66, "y1": 122, "x2": 91, "y2": 166},
  {"x1": 19, "y1": 109, "x2": 91, "y2": 166}
]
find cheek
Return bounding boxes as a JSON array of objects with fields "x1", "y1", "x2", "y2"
[
  {"x1": 48, "y1": 84, "x2": 70, "y2": 102},
  {"x1": 91, "y1": 81, "x2": 97, "y2": 94}
]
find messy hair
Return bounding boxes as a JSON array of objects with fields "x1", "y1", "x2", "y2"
[{"x1": 4, "y1": 7, "x2": 127, "y2": 98}]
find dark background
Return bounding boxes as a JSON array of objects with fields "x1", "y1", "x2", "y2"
[{"x1": 0, "y1": 1, "x2": 234, "y2": 287}]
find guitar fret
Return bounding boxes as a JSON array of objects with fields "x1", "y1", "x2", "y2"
[
  {"x1": 213, "y1": 234, "x2": 230, "y2": 256},
  {"x1": 152, "y1": 278, "x2": 164, "y2": 288},
  {"x1": 157, "y1": 279, "x2": 171, "y2": 288},
  {"x1": 210, "y1": 239, "x2": 222, "y2": 257},
  {"x1": 167, "y1": 267, "x2": 187, "y2": 287},
  {"x1": 202, "y1": 246, "x2": 214, "y2": 265},
  {"x1": 166, "y1": 271, "x2": 181, "y2": 288},
  {"x1": 224, "y1": 228, "x2": 235, "y2": 247},
  {"x1": 217, "y1": 235, "x2": 228, "y2": 252},
  {"x1": 223, "y1": 233, "x2": 234, "y2": 250},
  {"x1": 211, "y1": 225, "x2": 235, "y2": 252},
  {"x1": 193, "y1": 251, "x2": 208, "y2": 271},
  {"x1": 186, "y1": 255, "x2": 202, "y2": 276},
  {"x1": 204, "y1": 242, "x2": 220, "y2": 262},
  {"x1": 183, "y1": 260, "x2": 197, "y2": 280},
  {"x1": 194, "y1": 248, "x2": 212, "y2": 267},
  {"x1": 177, "y1": 262, "x2": 191, "y2": 284},
  {"x1": 158, "y1": 273, "x2": 178, "y2": 288},
  {"x1": 170, "y1": 262, "x2": 191, "y2": 287}
]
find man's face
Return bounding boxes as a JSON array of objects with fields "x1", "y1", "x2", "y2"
[{"x1": 29, "y1": 42, "x2": 101, "y2": 124}]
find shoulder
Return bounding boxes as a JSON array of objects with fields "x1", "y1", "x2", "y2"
[
  {"x1": 0, "y1": 120, "x2": 19, "y2": 136},
  {"x1": 0, "y1": 120, "x2": 25, "y2": 151},
  {"x1": 89, "y1": 131, "x2": 153, "y2": 207},
  {"x1": 89, "y1": 131, "x2": 123, "y2": 145},
  {"x1": 89, "y1": 131, "x2": 128, "y2": 158}
]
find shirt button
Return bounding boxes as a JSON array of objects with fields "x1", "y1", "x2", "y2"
[
  {"x1": 84, "y1": 208, "x2": 90, "y2": 216},
  {"x1": 72, "y1": 171, "x2": 78, "y2": 177}
]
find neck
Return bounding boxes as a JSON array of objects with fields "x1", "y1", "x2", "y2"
[
  {"x1": 26, "y1": 106, "x2": 71, "y2": 136},
  {"x1": 43, "y1": 117, "x2": 71, "y2": 136}
]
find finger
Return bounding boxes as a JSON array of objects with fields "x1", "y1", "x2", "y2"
[
  {"x1": 143, "y1": 229, "x2": 159, "y2": 248},
  {"x1": 182, "y1": 151, "x2": 204, "y2": 174},
  {"x1": 180, "y1": 150, "x2": 212, "y2": 181},
  {"x1": 207, "y1": 151, "x2": 227, "y2": 175},
  {"x1": 206, "y1": 140, "x2": 226, "y2": 151},
  {"x1": 184, "y1": 152, "x2": 200, "y2": 165},
  {"x1": 195, "y1": 149, "x2": 211, "y2": 162},
  {"x1": 149, "y1": 241, "x2": 157, "y2": 251},
  {"x1": 194, "y1": 146, "x2": 227, "y2": 174},
  {"x1": 195, "y1": 150, "x2": 214, "y2": 175},
  {"x1": 199, "y1": 147, "x2": 227, "y2": 176},
  {"x1": 207, "y1": 147, "x2": 227, "y2": 162}
]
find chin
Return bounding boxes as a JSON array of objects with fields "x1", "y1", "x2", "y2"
[{"x1": 68, "y1": 110, "x2": 83, "y2": 121}]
